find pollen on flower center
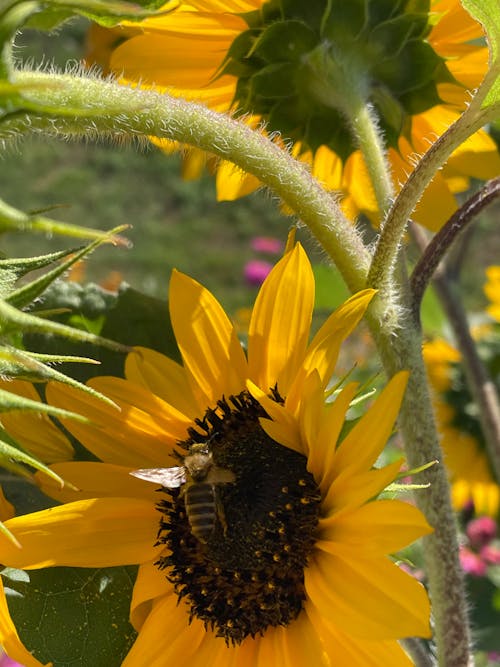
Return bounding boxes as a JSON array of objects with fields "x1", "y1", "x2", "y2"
[{"x1": 155, "y1": 391, "x2": 321, "y2": 644}]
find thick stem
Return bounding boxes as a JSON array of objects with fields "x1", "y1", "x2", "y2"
[
  {"x1": 368, "y1": 299, "x2": 472, "y2": 667},
  {"x1": 6, "y1": 70, "x2": 371, "y2": 293}
]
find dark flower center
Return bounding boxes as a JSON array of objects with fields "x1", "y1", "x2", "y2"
[{"x1": 155, "y1": 391, "x2": 321, "y2": 644}]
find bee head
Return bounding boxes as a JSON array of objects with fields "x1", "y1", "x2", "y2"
[{"x1": 184, "y1": 449, "x2": 213, "y2": 481}]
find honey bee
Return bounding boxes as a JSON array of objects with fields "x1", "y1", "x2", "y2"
[{"x1": 131, "y1": 442, "x2": 235, "y2": 543}]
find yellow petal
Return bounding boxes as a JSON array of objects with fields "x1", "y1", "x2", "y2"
[
  {"x1": 307, "y1": 604, "x2": 414, "y2": 667},
  {"x1": 169, "y1": 270, "x2": 247, "y2": 408},
  {"x1": 247, "y1": 244, "x2": 314, "y2": 394},
  {"x1": 304, "y1": 382, "x2": 358, "y2": 495},
  {"x1": 35, "y1": 462, "x2": 160, "y2": 504},
  {"x1": 306, "y1": 551, "x2": 431, "y2": 640},
  {"x1": 125, "y1": 347, "x2": 199, "y2": 419},
  {"x1": 332, "y1": 372, "x2": 408, "y2": 476},
  {"x1": 246, "y1": 380, "x2": 303, "y2": 454},
  {"x1": 2, "y1": 498, "x2": 161, "y2": 569},
  {"x1": 318, "y1": 499, "x2": 433, "y2": 556},
  {"x1": 215, "y1": 160, "x2": 261, "y2": 200},
  {"x1": 321, "y1": 459, "x2": 404, "y2": 514},
  {"x1": 0, "y1": 379, "x2": 74, "y2": 463},
  {"x1": 254, "y1": 612, "x2": 328, "y2": 667},
  {"x1": 122, "y1": 593, "x2": 205, "y2": 667},
  {"x1": 189, "y1": 0, "x2": 260, "y2": 11},
  {"x1": 0, "y1": 485, "x2": 15, "y2": 521},
  {"x1": 130, "y1": 560, "x2": 172, "y2": 631},
  {"x1": 0, "y1": 578, "x2": 49, "y2": 666},
  {"x1": 46, "y1": 381, "x2": 185, "y2": 467},
  {"x1": 286, "y1": 290, "x2": 375, "y2": 412}
]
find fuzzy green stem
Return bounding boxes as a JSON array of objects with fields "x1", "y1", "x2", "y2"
[
  {"x1": 305, "y1": 44, "x2": 394, "y2": 217},
  {"x1": 367, "y1": 97, "x2": 495, "y2": 293},
  {"x1": 5, "y1": 69, "x2": 371, "y2": 292},
  {"x1": 346, "y1": 102, "x2": 394, "y2": 218},
  {"x1": 367, "y1": 297, "x2": 472, "y2": 667}
]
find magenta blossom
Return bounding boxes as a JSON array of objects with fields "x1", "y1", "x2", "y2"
[
  {"x1": 244, "y1": 259, "x2": 273, "y2": 286},
  {"x1": 250, "y1": 236, "x2": 284, "y2": 255},
  {"x1": 480, "y1": 543, "x2": 500, "y2": 565},
  {"x1": 459, "y1": 546, "x2": 487, "y2": 577},
  {"x1": 466, "y1": 516, "x2": 497, "y2": 549}
]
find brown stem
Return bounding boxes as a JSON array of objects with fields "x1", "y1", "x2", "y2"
[
  {"x1": 411, "y1": 224, "x2": 500, "y2": 486},
  {"x1": 410, "y1": 178, "x2": 500, "y2": 314}
]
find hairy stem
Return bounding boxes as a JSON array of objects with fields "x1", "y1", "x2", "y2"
[
  {"x1": 6, "y1": 70, "x2": 371, "y2": 292},
  {"x1": 347, "y1": 102, "x2": 394, "y2": 218},
  {"x1": 368, "y1": 98, "x2": 493, "y2": 293},
  {"x1": 368, "y1": 297, "x2": 471, "y2": 667}
]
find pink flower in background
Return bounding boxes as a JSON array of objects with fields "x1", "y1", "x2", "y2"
[
  {"x1": 250, "y1": 236, "x2": 284, "y2": 255},
  {"x1": 459, "y1": 546, "x2": 487, "y2": 577},
  {"x1": 0, "y1": 653, "x2": 24, "y2": 667},
  {"x1": 480, "y1": 543, "x2": 500, "y2": 565},
  {"x1": 244, "y1": 259, "x2": 273, "y2": 286},
  {"x1": 466, "y1": 516, "x2": 497, "y2": 549}
]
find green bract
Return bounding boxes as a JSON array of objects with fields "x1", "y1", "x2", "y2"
[{"x1": 224, "y1": 0, "x2": 453, "y2": 158}]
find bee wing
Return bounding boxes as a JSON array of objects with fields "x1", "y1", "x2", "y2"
[{"x1": 130, "y1": 466, "x2": 187, "y2": 488}]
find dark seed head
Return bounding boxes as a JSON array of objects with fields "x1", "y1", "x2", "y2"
[{"x1": 155, "y1": 391, "x2": 321, "y2": 644}]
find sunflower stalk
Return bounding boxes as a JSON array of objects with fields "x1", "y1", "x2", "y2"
[
  {"x1": 367, "y1": 98, "x2": 497, "y2": 294},
  {"x1": 369, "y1": 304, "x2": 471, "y2": 667},
  {"x1": 304, "y1": 44, "x2": 394, "y2": 217},
  {"x1": 5, "y1": 69, "x2": 372, "y2": 294}
]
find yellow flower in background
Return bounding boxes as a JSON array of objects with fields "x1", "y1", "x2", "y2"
[
  {"x1": 484, "y1": 266, "x2": 500, "y2": 323},
  {"x1": 0, "y1": 245, "x2": 431, "y2": 665},
  {"x1": 88, "y1": 0, "x2": 500, "y2": 231},
  {"x1": 424, "y1": 338, "x2": 500, "y2": 516},
  {"x1": 0, "y1": 379, "x2": 74, "y2": 464}
]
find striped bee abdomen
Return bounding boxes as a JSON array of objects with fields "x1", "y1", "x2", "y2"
[{"x1": 184, "y1": 482, "x2": 217, "y2": 543}]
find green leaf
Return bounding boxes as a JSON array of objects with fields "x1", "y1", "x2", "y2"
[
  {"x1": 0, "y1": 434, "x2": 69, "y2": 487},
  {"x1": 252, "y1": 20, "x2": 317, "y2": 63},
  {"x1": 2, "y1": 565, "x2": 138, "y2": 667},
  {"x1": 25, "y1": 284, "x2": 179, "y2": 382},
  {"x1": 461, "y1": 0, "x2": 500, "y2": 109},
  {"x1": 0, "y1": 297, "x2": 131, "y2": 354},
  {"x1": 6, "y1": 225, "x2": 130, "y2": 308},
  {"x1": 420, "y1": 284, "x2": 446, "y2": 336},
  {"x1": 0, "y1": 385, "x2": 88, "y2": 420},
  {"x1": 0, "y1": 248, "x2": 81, "y2": 297},
  {"x1": 0, "y1": 346, "x2": 118, "y2": 408},
  {"x1": 312, "y1": 263, "x2": 350, "y2": 310},
  {"x1": 0, "y1": 196, "x2": 130, "y2": 245},
  {"x1": 24, "y1": 0, "x2": 175, "y2": 30}
]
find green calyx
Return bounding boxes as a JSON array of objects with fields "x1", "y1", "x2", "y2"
[{"x1": 224, "y1": 0, "x2": 454, "y2": 159}]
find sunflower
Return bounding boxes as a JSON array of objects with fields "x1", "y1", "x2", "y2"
[
  {"x1": 88, "y1": 0, "x2": 500, "y2": 231},
  {"x1": 423, "y1": 338, "x2": 500, "y2": 516},
  {"x1": 0, "y1": 245, "x2": 431, "y2": 665},
  {"x1": 484, "y1": 266, "x2": 500, "y2": 323},
  {"x1": 0, "y1": 379, "x2": 74, "y2": 464}
]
